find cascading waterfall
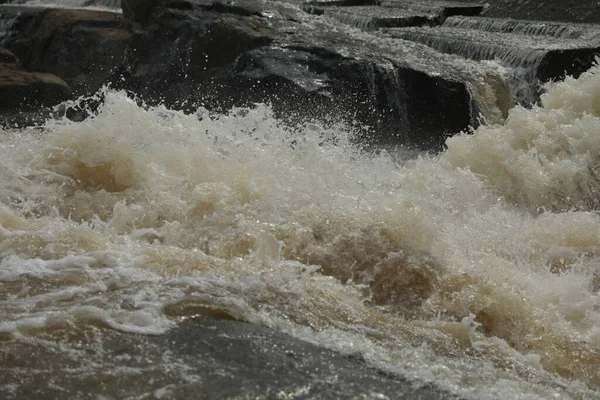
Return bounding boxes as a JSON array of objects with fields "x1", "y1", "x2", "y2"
[
  {"x1": 385, "y1": 27, "x2": 583, "y2": 70},
  {"x1": 384, "y1": 26, "x2": 599, "y2": 105},
  {"x1": 443, "y1": 16, "x2": 600, "y2": 42},
  {"x1": 318, "y1": 6, "x2": 433, "y2": 30}
]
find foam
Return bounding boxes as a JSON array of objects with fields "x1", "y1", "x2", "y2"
[{"x1": 2, "y1": 63, "x2": 600, "y2": 397}]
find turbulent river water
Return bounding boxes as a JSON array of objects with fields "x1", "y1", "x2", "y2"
[{"x1": 2, "y1": 2, "x2": 600, "y2": 400}]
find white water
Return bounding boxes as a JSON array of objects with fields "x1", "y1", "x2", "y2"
[
  {"x1": 2, "y1": 61, "x2": 600, "y2": 398},
  {"x1": 443, "y1": 16, "x2": 600, "y2": 42}
]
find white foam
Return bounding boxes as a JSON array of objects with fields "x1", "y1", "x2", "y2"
[{"x1": 2, "y1": 63, "x2": 600, "y2": 397}]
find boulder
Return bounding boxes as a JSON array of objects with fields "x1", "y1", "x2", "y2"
[
  {"x1": 0, "y1": 48, "x2": 20, "y2": 66},
  {"x1": 0, "y1": 49, "x2": 71, "y2": 109},
  {"x1": 112, "y1": 4, "x2": 274, "y2": 108}
]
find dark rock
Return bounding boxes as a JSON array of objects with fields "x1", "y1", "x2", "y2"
[
  {"x1": 110, "y1": 0, "x2": 482, "y2": 149},
  {"x1": 305, "y1": 1, "x2": 483, "y2": 26},
  {"x1": 0, "y1": 48, "x2": 19, "y2": 65},
  {"x1": 305, "y1": 0, "x2": 377, "y2": 6},
  {"x1": 379, "y1": 0, "x2": 485, "y2": 20},
  {"x1": 0, "y1": 1, "x2": 486, "y2": 150},
  {"x1": 384, "y1": 26, "x2": 600, "y2": 85},
  {"x1": 113, "y1": 4, "x2": 274, "y2": 108},
  {"x1": 444, "y1": 0, "x2": 600, "y2": 24},
  {"x1": 122, "y1": 0, "x2": 157, "y2": 22},
  {"x1": 303, "y1": 5, "x2": 439, "y2": 29},
  {"x1": 2, "y1": 8, "x2": 133, "y2": 96},
  {"x1": 217, "y1": 45, "x2": 476, "y2": 149},
  {"x1": 0, "y1": 49, "x2": 71, "y2": 109},
  {"x1": 0, "y1": 317, "x2": 458, "y2": 399},
  {"x1": 443, "y1": 16, "x2": 600, "y2": 41}
]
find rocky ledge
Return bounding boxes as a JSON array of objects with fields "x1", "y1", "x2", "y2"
[{"x1": 0, "y1": 0, "x2": 599, "y2": 150}]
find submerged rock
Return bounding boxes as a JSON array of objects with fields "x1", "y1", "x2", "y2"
[{"x1": 0, "y1": 316, "x2": 455, "y2": 399}]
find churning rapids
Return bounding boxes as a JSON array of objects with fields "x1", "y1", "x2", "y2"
[{"x1": 3, "y1": 30, "x2": 600, "y2": 399}]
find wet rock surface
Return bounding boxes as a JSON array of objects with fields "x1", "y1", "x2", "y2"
[
  {"x1": 1, "y1": 8, "x2": 132, "y2": 96},
  {"x1": 0, "y1": 316, "x2": 455, "y2": 400},
  {"x1": 0, "y1": 0, "x2": 598, "y2": 144},
  {"x1": 0, "y1": 48, "x2": 71, "y2": 109},
  {"x1": 0, "y1": 0, "x2": 486, "y2": 149},
  {"x1": 384, "y1": 26, "x2": 600, "y2": 93},
  {"x1": 378, "y1": 0, "x2": 485, "y2": 20},
  {"x1": 303, "y1": 5, "x2": 438, "y2": 29},
  {"x1": 442, "y1": 16, "x2": 600, "y2": 41},
  {"x1": 445, "y1": 0, "x2": 600, "y2": 24},
  {"x1": 104, "y1": 0, "x2": 486, "y2": 149}
]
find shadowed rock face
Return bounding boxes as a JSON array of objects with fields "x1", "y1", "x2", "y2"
[
  {"x1": 122, "y1": 0, "x2": 157, "y2": 21},
  {"x1": 118, "y1": 1, "x2": 481, "y2": 149},
  {"x1": 1, "y1": 8, "x2": 132, "y2": 97},
  {"x1": 0, "y1": 48, "x2": 71, "y2": 109}
]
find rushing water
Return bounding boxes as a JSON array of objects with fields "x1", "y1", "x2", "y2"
[
  {"x1": 2, "y1": 55, "x2": 600, "y2": 398},
  {"x1": 443, "y1": 16, "x2": 600, "y2": 42},
  {"x1": 2, "y1": 0, "x2": 600, "y2": 398}
]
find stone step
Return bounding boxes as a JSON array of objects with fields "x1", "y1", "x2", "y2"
[
  {"x1": 384, "y1": 26, "x2": 600, "y2": 84},
  {"x1": 442, "y1": 16, "x2": 600, "y2": 42},
  {"x1": 304, "y1": 0, "x2": 484, "y2": 22},
  {"x1": 303, "y1": 5, "x2": 437, "y2": 29},
  {"x1": 440, "y1": 0, "x2": 600, "y2": 24},
  {"x1": 378, "y1": 0, "x2": 485, "y2": 19},
  {"x1": 304, "y1": 0, "x2": 376, "y2": 6}
]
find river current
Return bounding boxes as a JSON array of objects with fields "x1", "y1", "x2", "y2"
[{"x1": 2, "y1": 2, "x2": 600, "y2": 400}]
